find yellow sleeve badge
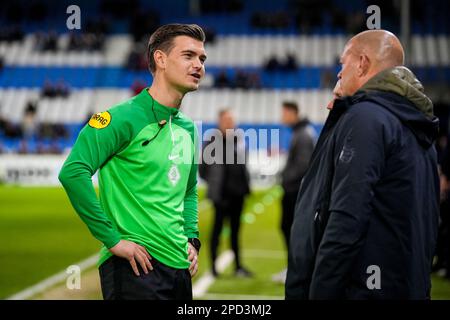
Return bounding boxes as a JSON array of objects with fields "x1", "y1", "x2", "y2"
[{"x1": 88, "y1": 111, "x2": 111, "y2": 129}]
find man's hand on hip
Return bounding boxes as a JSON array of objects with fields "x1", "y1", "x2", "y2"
[
  {"x1": 109, "y1": 240, "x2": 153, "y2": 276},
  {"x1": 187, "y1": 243, "x2": 199, "y2": 277}
]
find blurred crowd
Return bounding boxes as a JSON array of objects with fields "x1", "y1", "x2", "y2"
[
  {"x1": 214, "y1": 70, "x2": 262, "y2": 89},
  {"x1": 41, "y1": 80, "x2": 71, "y2": 98},
  {"x1": 0, "y1": 80, "x2": 73, "y2": 155},
  {"x1": 0, "y1": 114, "x2": 67, "y2": 155},
  {"x1": 264, "y1": 54, "x2": 299, "y2": 72},
  {"x1": 34, "y1": 28, "x2": 106, "y2": 52}
]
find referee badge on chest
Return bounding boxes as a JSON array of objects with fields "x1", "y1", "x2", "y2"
[{"x1": 168, "y1": 164, "x2": 181, "y2": 186}]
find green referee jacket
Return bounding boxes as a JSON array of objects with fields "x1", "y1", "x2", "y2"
[{"x1": 59, "y1": 88, "x2": 199, "y2": 269}]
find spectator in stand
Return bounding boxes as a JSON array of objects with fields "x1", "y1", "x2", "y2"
[
  {"x1": 41, "y1": 80, "x2": 70, "y2": 98},
  {"x1": 283, "y1": 54, "x2": 298, "y2": 71},
  {"x1": 68, "y1": 32, "x2": 83, "y2": 51},
  {"x1": 55, "y1": 80, "x2": 70, "y2": 98},
  {"x1": 41, "y1": 80, "x2": 54, "y2": 97},
  {"x1": 3, "y1": 119, "x2": 22, "y2": 138},
  {"x1": 214, "y1": 70, "x2": 262, "y2": 89},
  {"x1": 265, "y1": 54, "x2": 298, "y2": 72},
  {"x1": 235, "y1": 70, "x2": 249, "y2": 89},
  {"x1": 246, "y1": 73, "x2": 262, "y2": 89},
  {"x1": 22, "y1": 101, "x2": 38, "y2": 139},
  {"x1": 52, "y1": 124, "x2": 68, "y2": 140},
  {"x1": 43, "y1": 31, "x2": 58, "y2": 51},
  {"x1": 265, "y1": 56, "x2": 281, "y2": 72},
  {"x1": 214, "y1": 71, "x2": 232, "y2": 88}
]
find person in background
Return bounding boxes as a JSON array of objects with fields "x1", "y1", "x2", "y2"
[
  {"x1": 272, "y1": 101, "x2": 316, "y2": 284},
  {"x1": 199, "y1": 109, "x2": 252, "y2": 278}
]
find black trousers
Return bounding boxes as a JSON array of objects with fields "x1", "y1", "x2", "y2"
[
  {"x1": 211, "y1": 196, "x2": 245, "y2": 270},
  {"x1": 99, "y1": 255, "x2": 192, "y2": 300},
  {"x1": 281, "y1": 191, "x2": 298, "y2": 252}
]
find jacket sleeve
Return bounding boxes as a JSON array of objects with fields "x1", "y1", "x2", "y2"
[
  {"x1": 58, "y1": 111, "x2": 131, "y2": 249},
  {"x1": 183, "y1": 126, "x2": 199, "y2": 239},
  {"x1": 309, "y1": 104, "x2": 391, "y2": 299}
]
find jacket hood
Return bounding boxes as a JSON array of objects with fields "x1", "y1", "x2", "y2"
[
  {"x1": 354, "y1": 66, "x2": 439, "y2": 148},
  {"x1": 359, "y1": 66, "x2": 434, "y2": 117}
]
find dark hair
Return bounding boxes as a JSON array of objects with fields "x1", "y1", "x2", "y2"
[
  {"x1": 282, "y1": 101, "x2": 299, "y2": 114},
  {"x1": 147, "y1": 23, "x2": 206, "y2": 74}
]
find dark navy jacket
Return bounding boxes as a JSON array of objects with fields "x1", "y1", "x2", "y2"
[{"x1": 285, "y1": 91, "x2": 440, "y2": 299}]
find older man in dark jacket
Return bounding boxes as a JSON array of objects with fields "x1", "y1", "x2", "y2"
[{"x1": 286, "y1": 30, "x2": 440, "y2": 299}]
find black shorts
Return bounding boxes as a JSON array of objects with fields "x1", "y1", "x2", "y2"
[{"x1": 99, "y1": 255, "x2": 192, "y2": 300}]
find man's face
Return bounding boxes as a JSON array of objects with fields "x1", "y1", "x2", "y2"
[
  {"x1": 281, "y1": 107, "x2": 297, "y2": 125},
  {"x1": 327, "y1": 80, "x2": 344, "y2": 110},
  {"x1": 164, "y1": 36, "x2": 207, "y2": 93},
  {"x1": 337, "y1": 42, "x2": 361, "y2": 96},
  {"x1": 219, "y1": 111, "x2": 235, "y2": 133}
]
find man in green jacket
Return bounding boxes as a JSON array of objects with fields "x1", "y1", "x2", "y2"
[{"x1": 59, "y1": 24, "x2": 207, "y2": 300}]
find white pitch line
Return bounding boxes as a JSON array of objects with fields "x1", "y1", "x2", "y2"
[
  {"x1": 6, "y1": 253, "x2": 99, "y2": 300},
  {"x1": 202, "y1": 293, "x2": 284, "y2": 300},
  {"x1": 193, "y1": 250, "x2": 234, "y2": 299},
  {"x1": 6, "y1": 197, "x2": 275, "y2": 300},
  {"x1": 7, "y1": 200, "x2": 213, "y2": 300}
]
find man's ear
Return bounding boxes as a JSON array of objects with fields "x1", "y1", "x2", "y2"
[
  {"x1": 154, "y1": 50, "x2": 166, "y2": 71},
  {"x1": 358, "y1": 54, "x2": 370, "y2": 77}
]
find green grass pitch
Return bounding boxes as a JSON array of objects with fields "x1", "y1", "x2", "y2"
[{"x1": 0, "y1": 185, "x2": 449, "y2": 299}]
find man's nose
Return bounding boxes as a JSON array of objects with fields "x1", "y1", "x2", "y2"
[{"x1": 193, "y1": 58, "x2": 203, "y2": 70}]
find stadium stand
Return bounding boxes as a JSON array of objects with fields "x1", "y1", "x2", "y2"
[{"x1": 0, "y1": 0, "x2": 449, "y2": 154}]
